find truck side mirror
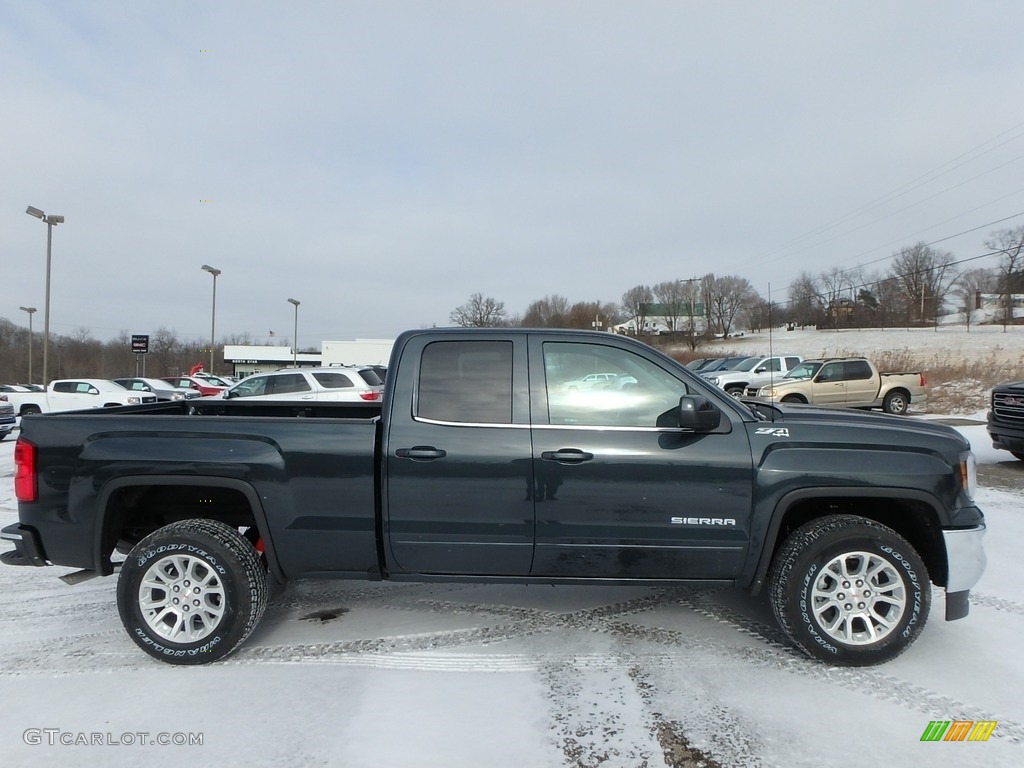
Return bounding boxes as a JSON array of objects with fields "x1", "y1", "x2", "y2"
[
  {"x1": 88, "y1": 387, "x2": 100, "y2": 395},
  {"x1": 678, "y1": 395, "x2": 721, "y2": 432}
]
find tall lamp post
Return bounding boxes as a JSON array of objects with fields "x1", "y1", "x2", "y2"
[
  {"x1": 287, "y1": 298, "x2": 300, "y2": 367},
  {"x1": 26, "y1": 206, "x2": 65, "y2": 384},
  {"x1": 19, "y1": 306, "x2": 37, "y2": 384},
  {"x1": 201, "y1": 264, "x2": 221, "y2": 373}
]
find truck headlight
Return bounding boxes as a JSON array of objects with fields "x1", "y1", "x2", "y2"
[
  {"x1": 707, "y1": 377, "x2": 719, "y2": 386},
  {"x1": 960, "y1": 451, "x2": 977, "y2": 501},
  {"x1": 172, "y1": 392, "x2": 185, "y2": 400},
  {"x1": 127, "y1": 396, "x2": 142, "y2": 404},
  {"x1": 761, "y1": 388, "x2": 776, "y2": 398}
]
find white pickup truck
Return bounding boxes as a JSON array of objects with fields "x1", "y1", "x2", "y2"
[
  {"x1": 751, "y1": 358, "x2": 927, "y2": 415},
  {"x1": 7, "y1": 379, "x2": 158, "y2": 416},
  {"x1": 701, "y1": 354, "x2": 803, "y2": 397}
]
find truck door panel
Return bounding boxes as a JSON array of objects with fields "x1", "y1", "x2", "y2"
[
  {"x1": 384, "y1": 337, "x2": 535, "y2": 575},
  {"x1": 528, "y1": 338, "x2": 753, "y2": 579}
]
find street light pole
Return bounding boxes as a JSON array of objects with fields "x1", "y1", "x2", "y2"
[
  {"x1": 26, "y1": 206, "x2": 64, "y2": 384},
  {"x1": 19, "y1": 306, "x2": 37, "y2": 384},
  {"x1": 287, "y1": 298, "x2": 300, "y2": 367},
  {"x1": 201, "y1": 265, "x2": 221, "y2": 374}
]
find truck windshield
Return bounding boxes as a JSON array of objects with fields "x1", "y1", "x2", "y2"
[{"x1": 785, "y1": 362, "x2": 822, "y2": 379}]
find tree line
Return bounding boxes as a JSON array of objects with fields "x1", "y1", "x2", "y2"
[
  {"x1": 0, "y1": 325, "x2": 286, "y2": 386},
  {"x1": 451, "y1": 226, "x2": 1024, "y2": 345}
]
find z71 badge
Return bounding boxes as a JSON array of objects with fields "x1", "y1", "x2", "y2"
[{"x1": 755, "y1": 427, "x2": 789, "y2": 437}]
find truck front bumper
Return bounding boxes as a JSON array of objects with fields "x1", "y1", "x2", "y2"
[
  {"x1": 987, "y1": 411, "x2": 1024, "y2": 454},
  {"x1": 0, "y1": 523, "x2": 47, "y2": 567},
  {"x1": 942, "y1": 523, "x2": 986, "y2": 621}
]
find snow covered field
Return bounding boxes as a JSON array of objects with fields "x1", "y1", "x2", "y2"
[
  {"x1": 689, "y1": 323, "x2": 1024, "y2": 366},
  {"x1": 0, "y1": 422, "x2": 1022, "y2": 767}
]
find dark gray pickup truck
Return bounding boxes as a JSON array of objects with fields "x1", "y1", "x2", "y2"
[{"x1": 4, "y1": 329, "x2": 986, "y2": 666}]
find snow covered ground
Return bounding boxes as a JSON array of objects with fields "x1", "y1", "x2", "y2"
[
  {"x1": 691, "y1": 323, "x2": 1024, "y2": 365},
  {"x1": 0, "y1": 420, "x2": 1022, "y2": 767}
]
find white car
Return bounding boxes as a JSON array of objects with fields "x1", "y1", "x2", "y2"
[
  {"x1": 223, "y1": 367, "x2": 384, "y2": 402},
  {"x1": 559, "y1": 372, "x2": 620, "y2": 391},
  {"x1": 10, "y1": 379, "x2": 158, "y2": 415}
]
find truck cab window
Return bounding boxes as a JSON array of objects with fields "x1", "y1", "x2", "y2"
[
  {"x1": 418, "y1": 341, "x2": 513, "y2": 424},
  {"x1": 542, "y1": 342, "x2": 688, "y2": 427}
]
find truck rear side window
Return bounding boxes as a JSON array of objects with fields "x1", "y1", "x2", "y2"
[{"x1": 417, "y1": 341, "x2": 513, "y2": 424}]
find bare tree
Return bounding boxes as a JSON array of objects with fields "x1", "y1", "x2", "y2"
[
  {"x1": 521, "y1": 294, "x2": 570, "y2": 327},
  {"x1": 679, "y1": 280, "x2": 706, "y2": 350},
  {"x1": 652, "y1": 280, "x2": 689, "y2": 332},
  {"x1": 787, "y1": 271, "x2": 824, "y2": 327},
  {"x1": 703, "y1": 274, "x2": 758, "y2": 337},
  {"x1": 450, "y1": 293, "x2": 507, "y2": 327},
  {"x1": 620, "y1": 285, "x2": 653, "y2": 334},
  {"x1": 889, "y1": 243, "x2": 957, "y2": 324},
  {"x1": 984, "y1": 226, "x2": 1024, "y2": 329},
  {"x1": 564, "y1": 300, "x2": 621, "y2": 330}
]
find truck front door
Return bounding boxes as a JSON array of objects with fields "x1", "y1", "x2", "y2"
[
  {"x1": 383, "y1": 335, "x2": 535, "y2": 576},
  {"x1": 528, "y1": 337, "x2": 754, "y2": 580},
  {"x1": 810, "y1": 361, "x2": 848, "y2": 405}
]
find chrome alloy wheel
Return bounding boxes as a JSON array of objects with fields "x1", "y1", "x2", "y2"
[
  {"x1": 811, "y1": 551, "x2": 906, "y2": 645},
  {"x1": 138, "y1": 554, "x2": 226, "y2": 643}
]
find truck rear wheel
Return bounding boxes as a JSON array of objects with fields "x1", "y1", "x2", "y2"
[
  {"x1": 768, "y1": 515, "x2": 929, "y2": 666},
  {"x1": 117, "y1": 519, "x2": 268, "y2": 665},
  {"x1": 882, "y1": 390, "x2": 909, "y2": 415}
]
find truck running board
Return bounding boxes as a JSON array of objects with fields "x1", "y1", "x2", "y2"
[{"x1": 59, "y1": 569, "x2": 101, "y2": 585}]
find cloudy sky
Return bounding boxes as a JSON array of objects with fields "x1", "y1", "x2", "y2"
[{"x1": 4, "y1": 1, "x2": 1024, "y2": 348}]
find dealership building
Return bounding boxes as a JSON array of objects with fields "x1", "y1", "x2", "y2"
[{"x1": 222, "y1": 339, "x2": 394, "y2": 378}]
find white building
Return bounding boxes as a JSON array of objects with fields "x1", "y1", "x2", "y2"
[{"x1": 223, "y1": 339, "x2": 395, "y2": 378}]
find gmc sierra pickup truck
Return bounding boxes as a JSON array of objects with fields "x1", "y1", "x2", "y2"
[
  {"x1": 987, "y1": 380, "x2": 1024, "y2": 460},
  {"x1": 3, "y1": 329, "x2": 985, "y2": 667}
]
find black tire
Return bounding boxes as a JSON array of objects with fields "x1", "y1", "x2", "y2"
[
  {"x1": 21, "y1": 405, "x2": 42, "y2": 416},
  {"x1": 725, "y1": 386, "x2": 745, "y2": 399},
  {"x1": 768, "y1": 514, "x2": 930, "y2": 666},
  {"x1": 781, "y1": 395, "x2": 805, "y2": 404},
  {"x1": 117, "y1": 519, "x2": 268, "y2": 665},
  {"x1": 882, "y1": 390, "x2": 909, "y2": 415}
]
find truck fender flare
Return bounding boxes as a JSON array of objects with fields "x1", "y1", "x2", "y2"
[
  {"x1": 93, "y1": 475, "x2": 286, "y2": 584},
  {"x1": 745, "y1": 485, "x2": 946, "y2": 595}
]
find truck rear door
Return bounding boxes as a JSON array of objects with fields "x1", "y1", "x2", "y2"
[
  {"x1": 527, "y1": 335, "x2": 754, "y2": 579},
  {"x1": 843, "y1": 360, "x2": 878, "y2": 405},
  {"x1": 383, "y1": 334, "x2": 535, "y2": 575}
]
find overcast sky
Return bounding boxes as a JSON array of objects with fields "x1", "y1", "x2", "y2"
[{"x1": 4, "y1": 1, "x2": 1024, "y2": 348}]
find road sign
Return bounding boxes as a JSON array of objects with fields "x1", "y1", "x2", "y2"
[{"x1": 131, "y1": 334, "x2": 149, "y2": 354}]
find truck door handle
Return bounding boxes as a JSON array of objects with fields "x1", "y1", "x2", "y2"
[
  {"x1": 395, "y1": 446, "x2": 447, "y2": 461},
  {"x1": 541, "y1": 449, "x2": 594, "y2": 464}
]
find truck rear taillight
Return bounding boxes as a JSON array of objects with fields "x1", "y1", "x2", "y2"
[
  {"x1": 359, "y1": 391, "x2": 382, "y2": 402},
  {"x1": 920, "y1": 373, "x2": 927, "y2": 387},
  {"x1": 14, "y1": 438, "x2": 37, "y2": 503}
]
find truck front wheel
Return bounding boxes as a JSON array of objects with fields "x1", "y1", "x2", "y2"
[
  {"x1": 768, "y1": 515, "x2": 930, "y2": 666},
  {"x1": 882, "y1": 390, "x2": 909, "y2": 414},
  {"x1": 117, "y1": 519, "x2": 268, "y2": 665}
]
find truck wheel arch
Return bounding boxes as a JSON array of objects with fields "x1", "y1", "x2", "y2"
[
  {"x1": 746, "y1": 487, "x2": 948, "y2": 596},
  {"x1": 93, "y1": 475, "x2": 285, "y2": 584}
]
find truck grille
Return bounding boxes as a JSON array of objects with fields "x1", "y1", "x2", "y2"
[
  {"x1": 992, "y1": 391, "x2": 1024, "y2": 422},
  {"x1": 0, "y1": 404, "x2": 13, "y2": 417},
  {"x1": 745, "y1": 386, "x2": 760, "y2": 397}
]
